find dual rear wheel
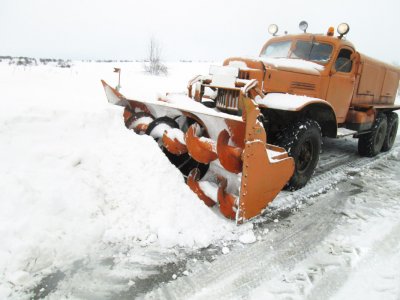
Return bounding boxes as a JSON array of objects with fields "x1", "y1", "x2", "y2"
[
  {"x1": 358, "y1": 112, "x2": 398, "y2": 157},
  {"x1": 275, "y1": 112, "x2": 399, "y2": 191}
]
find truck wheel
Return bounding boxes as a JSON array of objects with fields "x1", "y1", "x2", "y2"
[
  {"x1": 358, "y1": 113, "x2": 387, "y2": 157},
  {"x1": 276, "y1": 119, "x2": 322, "y2": 191},
  {"x1": 381, "y1": 112, "x2": 398, "y2": 152}
]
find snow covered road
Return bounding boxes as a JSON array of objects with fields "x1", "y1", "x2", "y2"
[
  {"x1": 0, "y1": 61, "x2": 399, "y2": 299},
  {"x1": 145, "y1": 141, "x2": 400, "y2": 300}
]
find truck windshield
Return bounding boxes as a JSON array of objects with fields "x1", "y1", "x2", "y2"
[
  {"x1": 262, "y1": 41, "x2": 291, "y2": 58},
  {"x1": 290, "y1": 40, "x2": 333, "y2": 64},
  {"x1": 261, "y1": 39, "x2": 333, "y2": 65}
]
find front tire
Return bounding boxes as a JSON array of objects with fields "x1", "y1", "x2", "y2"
[
  {"x1": 276, "y1": 119, "x2": 322, "y2": 191},
  {"x1": 358, "y1": 113, "x2": 387, "y2": 157}
]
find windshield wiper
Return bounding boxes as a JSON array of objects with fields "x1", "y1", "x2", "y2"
[{"x1": 307, "y1": 36, "x2": 316, "y2": 60}]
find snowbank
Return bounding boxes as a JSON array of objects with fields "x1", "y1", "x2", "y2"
[{"x1": 0, "y1": 62, "x2": 239, "y2": 297}]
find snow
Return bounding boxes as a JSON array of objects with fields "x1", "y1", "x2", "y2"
[
  {"x1": 147, "y1": 123, "x2": 171, "y2": 139},
  {"x1": 209, "y1": 65, "x2": 239, "y2": 77},
  {"x1": 255, "y1": 93, "x2": 328, "y2": 111},
  {"x1": 208, "y1": 65, "x2": 238, "y2": 88},
  {"x1": 144, "y1": 131, "x2": 400, "y2": 299},
  {"x1": 159, "y1": 93, "x2": 242, "y2": 121},
  {"x1": 238, "y1": 230, "x2": 257, "y2": 244},
  {"x1": 261, "y1": 57, "x2": 325, "y2": 74},
  {"x1": 249, "y1": 161, "x2": 400, "y2": 300},
  {"x1": 129, "y1": 116, "x2": 153, "y2": 130},
  {"x1": 266, "y1": 147, "x2": 284, "y2": 162},
  {"x1": 0, "y1": 61, "x2": 241, "y2": 298},
  {"x1": 198, "y1": 181, "x2": 218, "y2": 203},
  {"x1": 164, "y1": 128, "x2": 185, "y2": 144},
  {"x1": 0, "y1": 59, "x2": 399, "y2": 299},
  {"x1": 227, "y1": 60, "x2": 250, "y2": 70},
  {"x1": 236, "y1": 56, "x2": 325, "y2": 75},
  {"x1": 222, "y1": 247, "x2": 230, "y2": 254},
  {"x1": 124, "y1": 92, "x2": 242, "y2": 141}
]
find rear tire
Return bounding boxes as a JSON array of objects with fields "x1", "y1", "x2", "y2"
[
  {"x1": 358, "y1": 113, "x2": 387, "y2": 157},
  {"x1": 381, "y1": 112, "x2": 398, "y2": 152},
  {"x1": 276, "y1": 119, "x2": 322, "y2": 191}
]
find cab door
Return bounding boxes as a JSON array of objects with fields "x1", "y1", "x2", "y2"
[{"x1": 326, "y1": 48, "x2": 357, "y2": 123}]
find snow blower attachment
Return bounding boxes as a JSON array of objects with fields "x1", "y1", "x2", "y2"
[{"x1": 101, "y1": 67, "x2": 294, "y2": 223}]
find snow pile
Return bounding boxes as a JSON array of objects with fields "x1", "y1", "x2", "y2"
[
  {"x1": 238, "y1": 231, "x2": 257, "y2": 244},
  {"x1": 0, "y1": 62, "x2": 238, "y2": 296},
  {"x1": 255, "y1": 93, "x2": 325, "y2": 110},
  {"x1": 230, "y1": 56, "x2": 324, "y2": 75},
  {"x1": 261, "y1": 57, "x2": 325, "y2": 74}
]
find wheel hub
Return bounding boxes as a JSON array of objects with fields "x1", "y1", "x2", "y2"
[{"x1": 297, "y1": 139, "x2": 313, "y2": 173}]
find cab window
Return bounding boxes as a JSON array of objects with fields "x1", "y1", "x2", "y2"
[
  {"x1": 262, "y1": 41, "x2": 292, "y2": 58},
  {"x1": 290, "y1": 40, "x2": 333, "y2": 64},
  {"x1": 334, "y1": 49, "x2": 353, "y2": 73}
]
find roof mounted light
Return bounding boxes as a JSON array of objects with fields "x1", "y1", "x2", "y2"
[
  {"x1": 299, "y1": 21, "x2": 308, "y2": 33},
  {"x1": 268, "y1": 24, "x2": 279, "y2": 36},
  {"x1": 337, "y1": 23, "x2": 350, "y2": 38}
]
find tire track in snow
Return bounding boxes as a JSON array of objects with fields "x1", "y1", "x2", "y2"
[
  {"x1": 308, "y1": 221, "x2": 400, "y2": 300},
  {"x1": 143, "y1": 142, "x2": 400, "y2": 299},
  {"x1": 249, "y1": 158, "x2": 400, "y2": 300}
]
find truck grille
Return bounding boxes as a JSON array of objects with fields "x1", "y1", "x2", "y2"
[
  {"x1": 238, "y1": 70, "x2": 250, "y2": 80},
  {"x1": 290, "y1": 81, "x2": 316, "y2": 91},
  {"x1": 216, "y1": 89, "x2": 240, "y2": 113}
]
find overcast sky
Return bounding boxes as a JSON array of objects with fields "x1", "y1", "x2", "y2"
[{"x1": 1, "y1": 0, "x2": 399, "y2": 63}]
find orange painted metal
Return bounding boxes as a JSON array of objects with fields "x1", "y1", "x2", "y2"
[
  {"x1": 345, "y1": 108, "x2": 375, "y2": 124},
  {"x1": 237, "y1": 97, "x2": 295, "y2": 222},
  {"x1": 221, "y1": 34, "x2": 400, "y2": 127},
  {"x1": 125, "y1": 112, "x2": 154, "y2": 134},
  {"x1": 217, "y1": 176, "x2": 237, "y2": 220},
  {"x1": 187, "y1": 169, "x2": 216, "y2": 207},
  {"x1": 162, "y1": 132, "x2": 187, "y2": 155},
  {"x1": 185, "y1": 123, "x2": 218, "y2": 164},
  {"x1": 102, "y1": 27, "x2": 400, "y2": 223},
  {"x1": 225, "y1": 119, "x2": 246, "y2": 148},
  {"x1": 123, "y1": 107, "x2": 133, "y2": 124},
  {"x1": 102, "y1": 80, "x2": 295, "y2": 223},
  {"x1": 217, "y1": 130, "x2": 243, "y2": 174}
]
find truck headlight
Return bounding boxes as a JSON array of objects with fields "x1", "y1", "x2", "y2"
[
  {"x1": 268, "y1": 24, "x2": 279, "y2": 36},
  {"x1": 337, "y1": 23, "x2": 350, "y2": 36},
  {"x1": 299, "y1": 21, "x2": 308, "y2": 33}
]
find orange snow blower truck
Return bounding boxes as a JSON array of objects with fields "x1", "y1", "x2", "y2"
[{"x1": 102, "y1": 22, "x2": 400, "y2": 223}]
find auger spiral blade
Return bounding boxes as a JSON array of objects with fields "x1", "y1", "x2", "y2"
[
  {"x1": 187, "y1": 168, "x2": 216, "y2": 207},
  {"x1": 217, "y1": 176, "x2": 237, "y2": 220},
  {"x1": 162, "y1": 129, "x2": 188, "y2": 155},
  {"x1": 101, "y1": 79, "x2": 295, "y2": 224},
  {"x1": 217, "y1": 130, "x2": 243, "y2": 174},
  {"x1": 185, "y1": 123, "x2": 218, "y2": 164}
]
